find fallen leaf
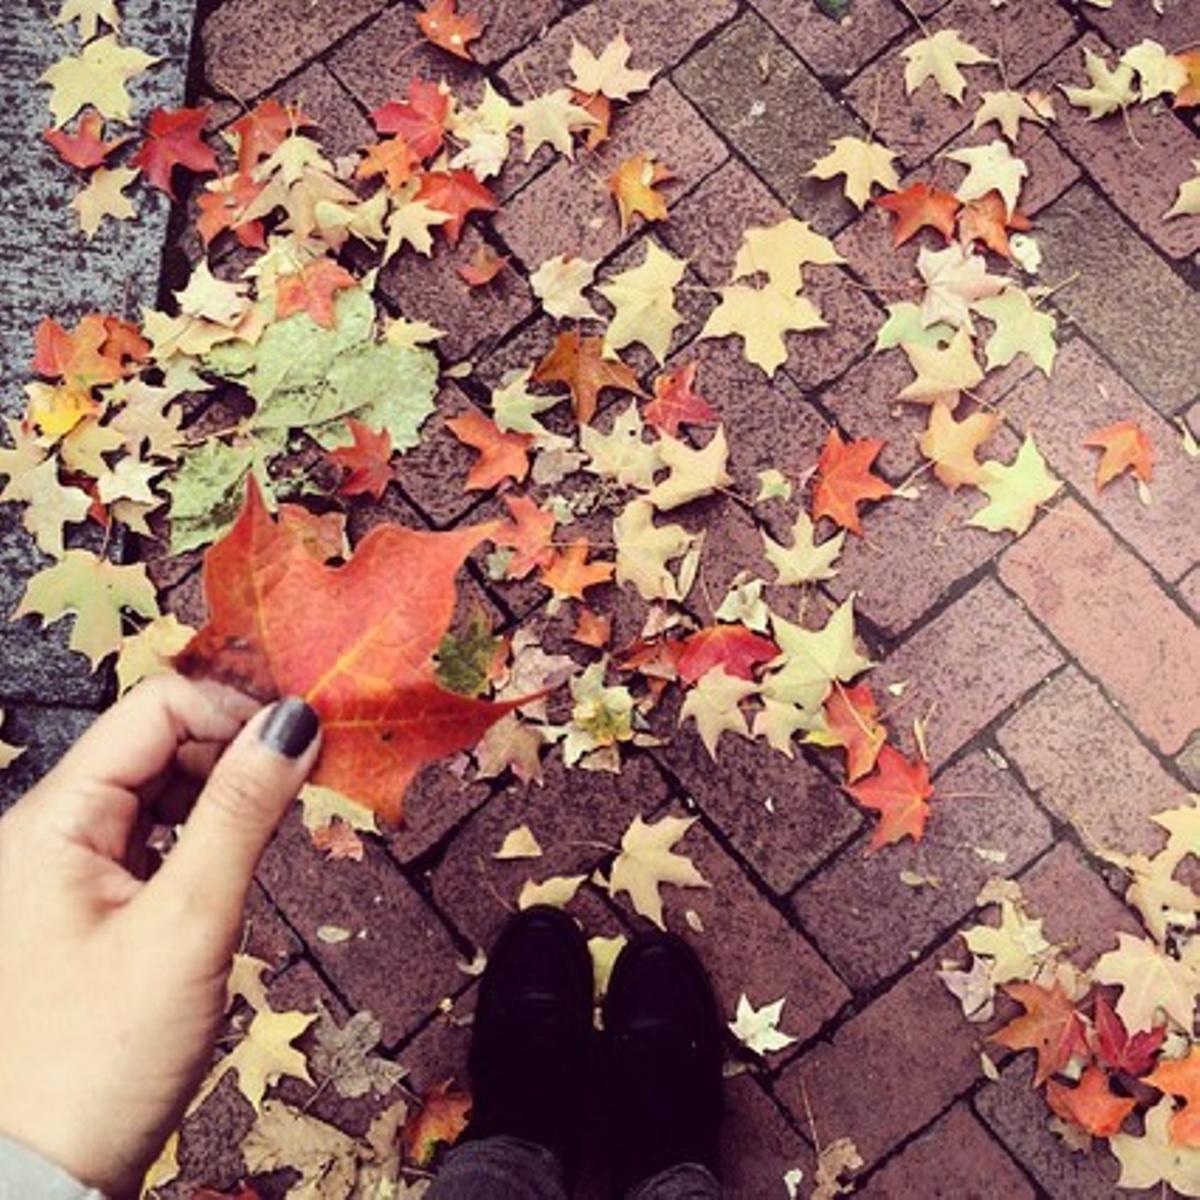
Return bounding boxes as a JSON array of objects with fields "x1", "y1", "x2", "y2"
[
  {"x1": 956, "y1": 190, "x2": 1032, "y2": 258},
  {"x1": 762, "y1": 509, "x2": 844, "y2": 583},
  {"x1": 821, "y1": 682, "x2": 887, "y2": 782},
  {"x1": 39, "y1": 34, "x2": 160, "y2": 127},
  {"x1": 1144, "y1": 1047, "x2": 1200, "y2": 1148},
  {"x1": 415, "y1": 169, "x2": 498, "y2": 244},
  {"x1": 607, "y1": 813, "x2": 710, "y2": 929},
  {"x1": 680, "y1": 666, "x2": 758, "y2": 757},
  {"x1": 968, "y1": 434, "x2": 1061, "y2": 536},
  {"x1": 571, "y1": 607, "x2": 612, "y2": 648},
  {"x1": 613, "y1": 498, "x2": 696, "y2": 601},
  {"x1": 371, "y1": 79, "x2": 450, "y2": 159},
  {"x1": 943, "y1": 139, "x2": 1029, "y2": 215},
  {"x1": 513, "y1": 89, "x2": 598, "y2": 161},
  {"x1": 532, "y1": 329, "x2": 646, "y2": 425},
  {"x1": 328, "y1": 418, "x2": 393, "y2": 499},
  {"x1": 678, "y1": 625, "x2": 779, "y2": 685},
  {"x1": 989, "y1": 980, "x2": 1088, "y2": 1085},
  {"x1": 518, "y1": 874, "x2": 587, "y2": 909},
  {"x1": 529, "y1": 254, "x2": 599, "y2": 320},
  {"x1": 1093, "y1": 933, "x2": 1200, "y2": 1033},
  {"x1": 901, "y1": 29, "x2": 991, "y2": 103},
  {"x1": 644, "y1": 362, "x2": 718, "y2": 436},
  {"x1": 132, "y1": 105, "x2": 218, "y2": 197},
  {"x1": 812, "y1": 1137, "x2": 863, "y2": 1199},
  {"x1": 971, "y1": 89, "x2": 1052, "y2": 142},
  {"x1": 1093, "y1": 994, "x2": 1166, "y2": 1077},
  {"x1": 311, "y1": 819, "x2": 365, "y2": 862},
  {"x1": 973, "y1": 287, "x2": 1056, "y2": 375},
  {"x1": 44, "y1": 108, "x2": 128, "y2": 168},
  {"x1": 917, "y1": 243, "x2": 1006, "y2": 330},
  {"x1": 1061, "y1": 47, "x2": 1137, "y2": 118},
  {"x1": 806, "y1": 136, "x2": 899, "y2": 208},
  {"x1": 645, "y1": 427, "x2": 733, "y2": 511},
  {"x1": 918, "y1": 403, "x2": 999, "y2": 490},
  {"x1": 608, "y1": 153, "x2": 673, "y2": 232},
  {"x1": 1166, "y1": 160, "x2": 1200, "y2": 220},
  {"x1": 311, "y1": 1007, "x2": 406, "y2": 1099},
  {"x1": 494, "y1": 492, "x2": 557, "y2": 578},
  {"x1": 569, "y1": 32, "x2": 656, "y2": 100},
  {"x1": 846, "y1": 745, "x2": 934, "y2": 851},
  {"x1": 728, "y1": 994, "x2": 799, "y2": 1055},
  {"x1": 446, "y1": 407, "x2": 532, "y2": 491},
  {"x1": 899, "y1": 327, "x2": 984, "y2": 404},
  {"x1": 54, "y1": 0, "x2": 119, "y2": 40},
  {"x1": 116, "y1": 613, "x2": 195, "y2": 695},
  {"x1": 731, "y1": 216, "x2": 844, "y2": 291},
  {"x1": 539, "y1": 538, "x2": 614, "y2": 601},
  {"x1": 700, "y1": 283, "x2": 826, "y2": 377},
  {"x1": 494, "y1": 824, "x2": 543, "y2": 860},
  {"x1": 1047, "y1": 1065, "x2": 1137, "y2": 1138},
  {"x1": 812, "y1": 428, "x2": 893, "y2": 535},
  {"x1": 416, "y1": 0, "x2": 482, "y2": 61},
  {"x1": 875, "y1": 182, "x2": 961, "y2": 247},
  {"x1": 1082, "y1": 420, "x2": 1154, "y2": 491},
  {"x1": 275, "y1": 258, "x2": 359, "y2": 329},
  {"x1": 1110, "y1": 1097, "x2": 1200, "y2": 1195},
  {"x1": 598, "y1": 240, "x2": 686, "y2": 363}
]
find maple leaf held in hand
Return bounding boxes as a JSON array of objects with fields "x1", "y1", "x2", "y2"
[
  {"x1": 812, "y1": 428, "x2": 893, "y2": 536},
  {"x1": 607, "y1": 813, "x2": 710, "y2": 930}
]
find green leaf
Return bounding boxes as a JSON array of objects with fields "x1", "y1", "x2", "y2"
[
  {"x1": 165, "y1": 438, "x2": 256, "y2": 554},
  {"x1": 435, "y1": 609, "x2": 502, "y2": 697}
]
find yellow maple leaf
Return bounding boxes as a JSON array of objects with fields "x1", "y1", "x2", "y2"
[
  {"x1": 1120, "y1": 38, "x2": 1189, "y2": 102},
  {"x1": 569, "y1": 32, "x2": 656, "y2": 100},
  {"x1": 680, "y1": 667, "x2": 758, "y2": 758},
  {"x1": 582, "y1": 402, "x2": 662, "y2": 489},
  {"x1": 115, "y1": 613, "x2": 195, "y2": 694},
  {"x1": 512, "y1": 88, "x2": 598, "y2": 160},
  {"x1": 613, "y1": 498, "x2": 696, "y2": 601},
  {"x1": 732, "y1": 217, "x2": 844, "y2": 292},
  {"x1": 1060, "y1": 48, "x2": 1136, "y2": 119},
  {"x1": 973, "y1": 287, "x2": 1057, "y2": 376},
  {"x1": 762, "y1": 510, "x2": 845, "y2": 584},
  {"x1": 645, "y1": 427, "x2": 732, "y2": 510},
  {"x1": 968, "y1": 434, "x2": 1062, "y2": 535},
  {"x1": 806, "y1": 136, "x2": 899, "y2": 209},
  {"x1": 607, "y1": 813, "x2": 710, "y2": 929},
  {"x1": 901, "y1": 29, "x2": 991, "y2": 103},
  {"x1": 918, "y1": 404, "x2": 999, "y2": 491},
  {"x1": 700, "y1": 283, "x2": 825, "y2": 376},
  {"x1": 39, "y1": 34, "x2": 160, "y2": 126},
  {"x1": 899, "y1": 327, "x2": 984, "y2": 404},
  {"x1": 1093, "y1": 933, "x2": 1200, "y2": 1033},
  {"x1": 943, "y1": 139, "x2": 1029, "y2": 215},
  {"x1": 971, "y1": 89, "x2": 1051, "y2": 143},
  {"x1": 54, "y1": 0, "x2": 121, "y2": 40},
  {"x1": 598, "y1": 240, "x2": 687, "y2": 363},
  {"x1": 1165, "y1": 161, "x2": 1200, "y2": 221},
  {"x1": 761, "y1": 594, "x2": 872, "y2": 713}
]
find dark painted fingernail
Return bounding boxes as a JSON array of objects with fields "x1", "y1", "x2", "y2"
[{"x1": 260, "y1": 697, "x2": 319, "y2": 758}]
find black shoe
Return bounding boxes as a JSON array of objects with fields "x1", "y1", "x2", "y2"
[
  {"x1": 603, "y1": 933, "x2": 723, "y2": 1197},
  {"x1": 463, "y1": 905, "x2": 594, "y2": 1180}
]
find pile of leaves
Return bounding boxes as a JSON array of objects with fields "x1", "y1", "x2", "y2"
[{"x1": 2, "y1": 0, "x2": 1197, "y2": 1195}]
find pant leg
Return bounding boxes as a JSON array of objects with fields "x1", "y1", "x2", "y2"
[
  {"x1": 627, "y1": 1163, "x2": 721, "y2": 1199},
  {"x1": 426, "y1": 1134, "x2": 570, "y2": 1200}
]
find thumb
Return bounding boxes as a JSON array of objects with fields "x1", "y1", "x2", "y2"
[{"x1": 146, "y1": 698, "x2": 320, "y2": 940}]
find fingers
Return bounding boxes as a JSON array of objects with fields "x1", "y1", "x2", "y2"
[
  {"x1": 48, "y1": 675, "x2": 260, "y2": 797},
  {"x1": 143, "y1": 698, "x2": 320, "y2": 943}
]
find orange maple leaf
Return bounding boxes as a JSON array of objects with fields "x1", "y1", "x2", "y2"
[
  {"x1": 370, "y1": 79, "x2": 450, "y2": 160},
  {"x1": 275, "y1": 258, "x2": 359, "y2": 329},
  {"x1": 493, "y1": 492, "x2": 557, "y2": 579},
  {"x1": 33, "y1": 314, "x2": 125, "y2": 392},
  {"x1": 811, "y1": 428, "x2": 893, "y2": 535},
  {"x1": 446, "y1": 408, "x2": 532, "y2": 491},
  {"x1": 875, "y1": 182, "x2": 961, "y2": 247},
  {"x1": 677, "y1": 625, "x2": 779, "y2": 685},
  {"x1": 608, "y1": 153, "x2": 674, "y2": 233},
  {"x1": 990, "y1": 981, "x2": 1089, "y2": 1086},
  {"x1": 823, "y1": 682, "x2": 887, "y2": 782},
  {"x1": 328, "y1": 419, "x2": 393, "y2": 500},
  {"x1": 132, "y1": 105, "x2": 219, "y2": 198},
  {"x1": 356, "y1": 136, "x2": 421, "y2": 191},
  {"x1": 404, "y1": 1079, "x2": 472, "y2": 1165},
  {"x1": 276, "y1": 504, "x2": 347, "y2": 563},
  {"x1": 416, "y1": 0, "x2": 483, "y2": 62},
  {"x1": 415, "y1": 169, "x2": 498, "y2": 245},
  {"x1": 1046, "y1": 1065, "x2": 1136, "y2": 1138},
  {"x1": 1174, "y1": 48, "x2": 1200, "y2": 108},
  {"x1": 1082, "y1": 420, "x2": 1154, "y2": 491},
  {"x1": 957, "y1": 190, "x2": 1032, "y2": 258},
  {"x1": 845, "y1": 745, "x2": 933, "y2": 852},
  {"x1": 176, "y1": 481, "x2": 523, "y2": 824},
  {"x1": 196, "y1": 172, "x2": 267, "y2": 249},
  {"x1": 310, "y1": 818, "x2": 365, "y2": 862},
  {"x1": 571, "y1": 606, "x2": 612, "y2": 648},
  {"x1": 644, "y1": 362, "x2": 718, "y2": 436},
  {"x1": 43, "y1": 108, "x2": 129, "y2": 169},
  {"x1": 539, "y1": 538, "x2": 615, "y2": 601},
  {"x1": 458, "y1": 243, "x2": 508, "y2": 287},
  {"x1": 1143, "y1": 1045, "x2": 1200, "y2": 1147},
  {"x1": 532, "y1": 329, "x2": 647, "y2": 425},
  {"x1": 573, "y1": 90, "x2": 612, "y2": 149},
  {"x1": 226, "y1": 98, "x2": 313, "y2": 174}
]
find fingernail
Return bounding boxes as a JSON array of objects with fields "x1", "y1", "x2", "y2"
[{"x1": 259, "y1": 697, "x2": 319, "y2": 758}]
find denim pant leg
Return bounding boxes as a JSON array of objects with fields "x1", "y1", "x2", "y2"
[
  {"x1": 426, "y1": 1135, "x2": 569, "y2": 1200},
  {"x1": 628, "y1": 1163, "x2": 721, "y2": 1199}
]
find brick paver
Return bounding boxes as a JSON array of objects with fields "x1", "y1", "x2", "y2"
[
  {"x1": 10, "y1": 0, "x2": 1196, "y2": 1195},
  {"x1": 999, "y1": 499, "x2": 1200, "y2": 754}
]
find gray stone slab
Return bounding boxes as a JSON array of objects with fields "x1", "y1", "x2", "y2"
[
  {"x1": 0, "y1": 0, "x2": 194, "y2": 707},
  {"x1": 0, "y1": 703, "x2": 96, "y2": 812}
]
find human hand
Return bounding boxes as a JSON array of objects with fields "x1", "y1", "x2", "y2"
[{"x1": 0, "y1": 675, "x2": 320, "y2": 1198}]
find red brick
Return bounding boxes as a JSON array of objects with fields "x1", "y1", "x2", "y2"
[
  {"x1": 257, "y1": 810, "x2": 463, "y2": 1047},
  {"x1": 268, "y1": 62, "x2": 374, "y2": 159},
  {"x1": 391, "y1": 764, "x2": 494, "y2": 867},
  {"x1": 827, "y1": 460, "x2": 1019, "y2": 640},
  {"x1": 753, "y1": 0, "x2": 910, "y2": 80},
  {"x1": 1085, "y1": 0, "x2": 1200, "y2": 51},
  {"x1": 974, "y1": 1056, "x2": 1126, "y2": 1197},
  {"x1": 244, "y1": 880, "x2": 303, "y2": 972},
  {"x1": 328, "y1": 7, "x2": 478, "y2": 111},
  {"x1": 430, "y1": 752, "x2": 666, "y2": 949},
  {"x1": 875, "y1": 577, "x2": 1062, "y2": 768},
  {"x1": 499, "y1": 0, "x2": 738, "y2": 94},
  {"x1": 999, "y1": 499, "x2": 1200, "y2": 754},
  {"x1": 378, "y1": 225, "x2": 536, "y2": 364},
  {"x1": 774, "y1": 947, "x2": 986, "y2": 1168},
  {"x1": 175, "y1": 1072, "x2": 254, "y2": 1195},
  {"x1": 843, "y1": 0, "x2": 1075, "y2": 168},
  {"x1": 1030, "y1": 35, "x2": 1200, "y2": 260},
  {"x1": 392, "y1": 988, "x2": 476, "y2": 1095},
  {"x1": 1016, "y1": 842, "x2": 1143, "y2": 968},
  {"x1": 202, "y1": 0, "x2": 386, "y2": 99},
  {"x1": 1182, "y1": 567, "x2": 1200, "y2": 618},
  {"x1": 674, "y1": 11, "x2": 865, "y2": 235},
  {"x1": 1178, "y1": 732, "x2": 1200, "y2": 790},
  {"x1": 1034, "y1": 184, "x2": 1200, "y2": 413},
  {"x1": 1002, "y1": 337, "x2": 1200, "y2": 583},
  {"x1": 722, "y1": 1076, "x2": 817, "y2": 1197},
  {"x1": 997, "y1": 667, "x2": 1190, "y2": 856},
  {"x1": 794, "y1": 752, "x2": 1053, "y2": 990},
  {"x1": 621, "y1": 817, "x2": 851, "y2": 1041},
  {"x1": 858, "y1": 1102, "x2": 1034, "y2": 1199},
  {"x1": 494, "y1": 80, "x2": 728, "y2": 269},
  {"x1": 656, "y1": 699, "x2": 864, "y2": 896},
  {"x1": 462, "y1": 0, "x2": 567, "y2": 66}
]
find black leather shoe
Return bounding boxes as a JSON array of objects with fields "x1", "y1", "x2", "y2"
[
  {"x1": 462, "y1": 905, "x2": 594, "y2": 1180},
  {"x1": 603, "y1": 933, "x2": 723, "y2": 1197}
]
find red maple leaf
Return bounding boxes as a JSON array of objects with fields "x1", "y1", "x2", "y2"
[
  {"x1": 416, "y1": 0, "x2": 483, "y2": 61},
  {"x1": 458, "y1": 244, "x2": 508, "y2": 287},
  {"x1": 356, "y1": 136, "x2": 422, "y2": 191},
  {"x1": 226, "y1": 98, "x2": 313, "y2": 174},
  {"x1": 644, "y1": 362, "x2": 718, "y2": 436},
  {"x1": 415, "y1": 169, "x2": 498, "y2": 245},
  {"x1": 1046, "y1": 1065, "x2": 1137, "y2": 1138},
  {"x1": 275, "y1": 258, "x2": 359, "y2": 328},
  {"x1": 875, "y1": 182, "x2": 961, "y2": 247},
  {"x1": 532, "y1": 329, "x2": 647, "y2": 425},
  {"x1": 812, "y1": 428, "x2": 893, "y2": 535},
  {"x1": 196, "y1": 173, "x2": 267, "y2": 249},
  {"x1": 132, "y1": 105, "x2": 219, "y2": 198},
  {"x1": 493, "y1": 493, "x2": 557, "y2": 579},
  {"x1": 822, "y1": 682, "x2": 887, "y2": 783},
  {"x1": 845, "y1": 745, "x2": 933, "y2": 852},
  {"x1": 446, "y1": 408, "x2": 532, "y2": 491},
  {"x1": 990, "y1": 981, "x2": 1089, "y2": 1086},
  {"x1": 328, "y1": 419, "x2": 394, "y2": 500},
  {"x1": 175, "y1": 481, "x2": 524, "y2": 824},
  {"x1": 1092, "y1": 995, "x2": 1165, "y2": 1077},
  {"x1": 43, "y1": 108, "x2": 129, "y2": 169},
  {"x1": 370, "y1": 79, "x2": 450, "y2": 160},
  {"x1": 677, "y1": 625, "x2": 779, "y2": 685}
]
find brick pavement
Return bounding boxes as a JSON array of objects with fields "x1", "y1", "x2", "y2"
[{"x1": 21, "y1": 0, "x2": 1196, "y2": 1195}]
